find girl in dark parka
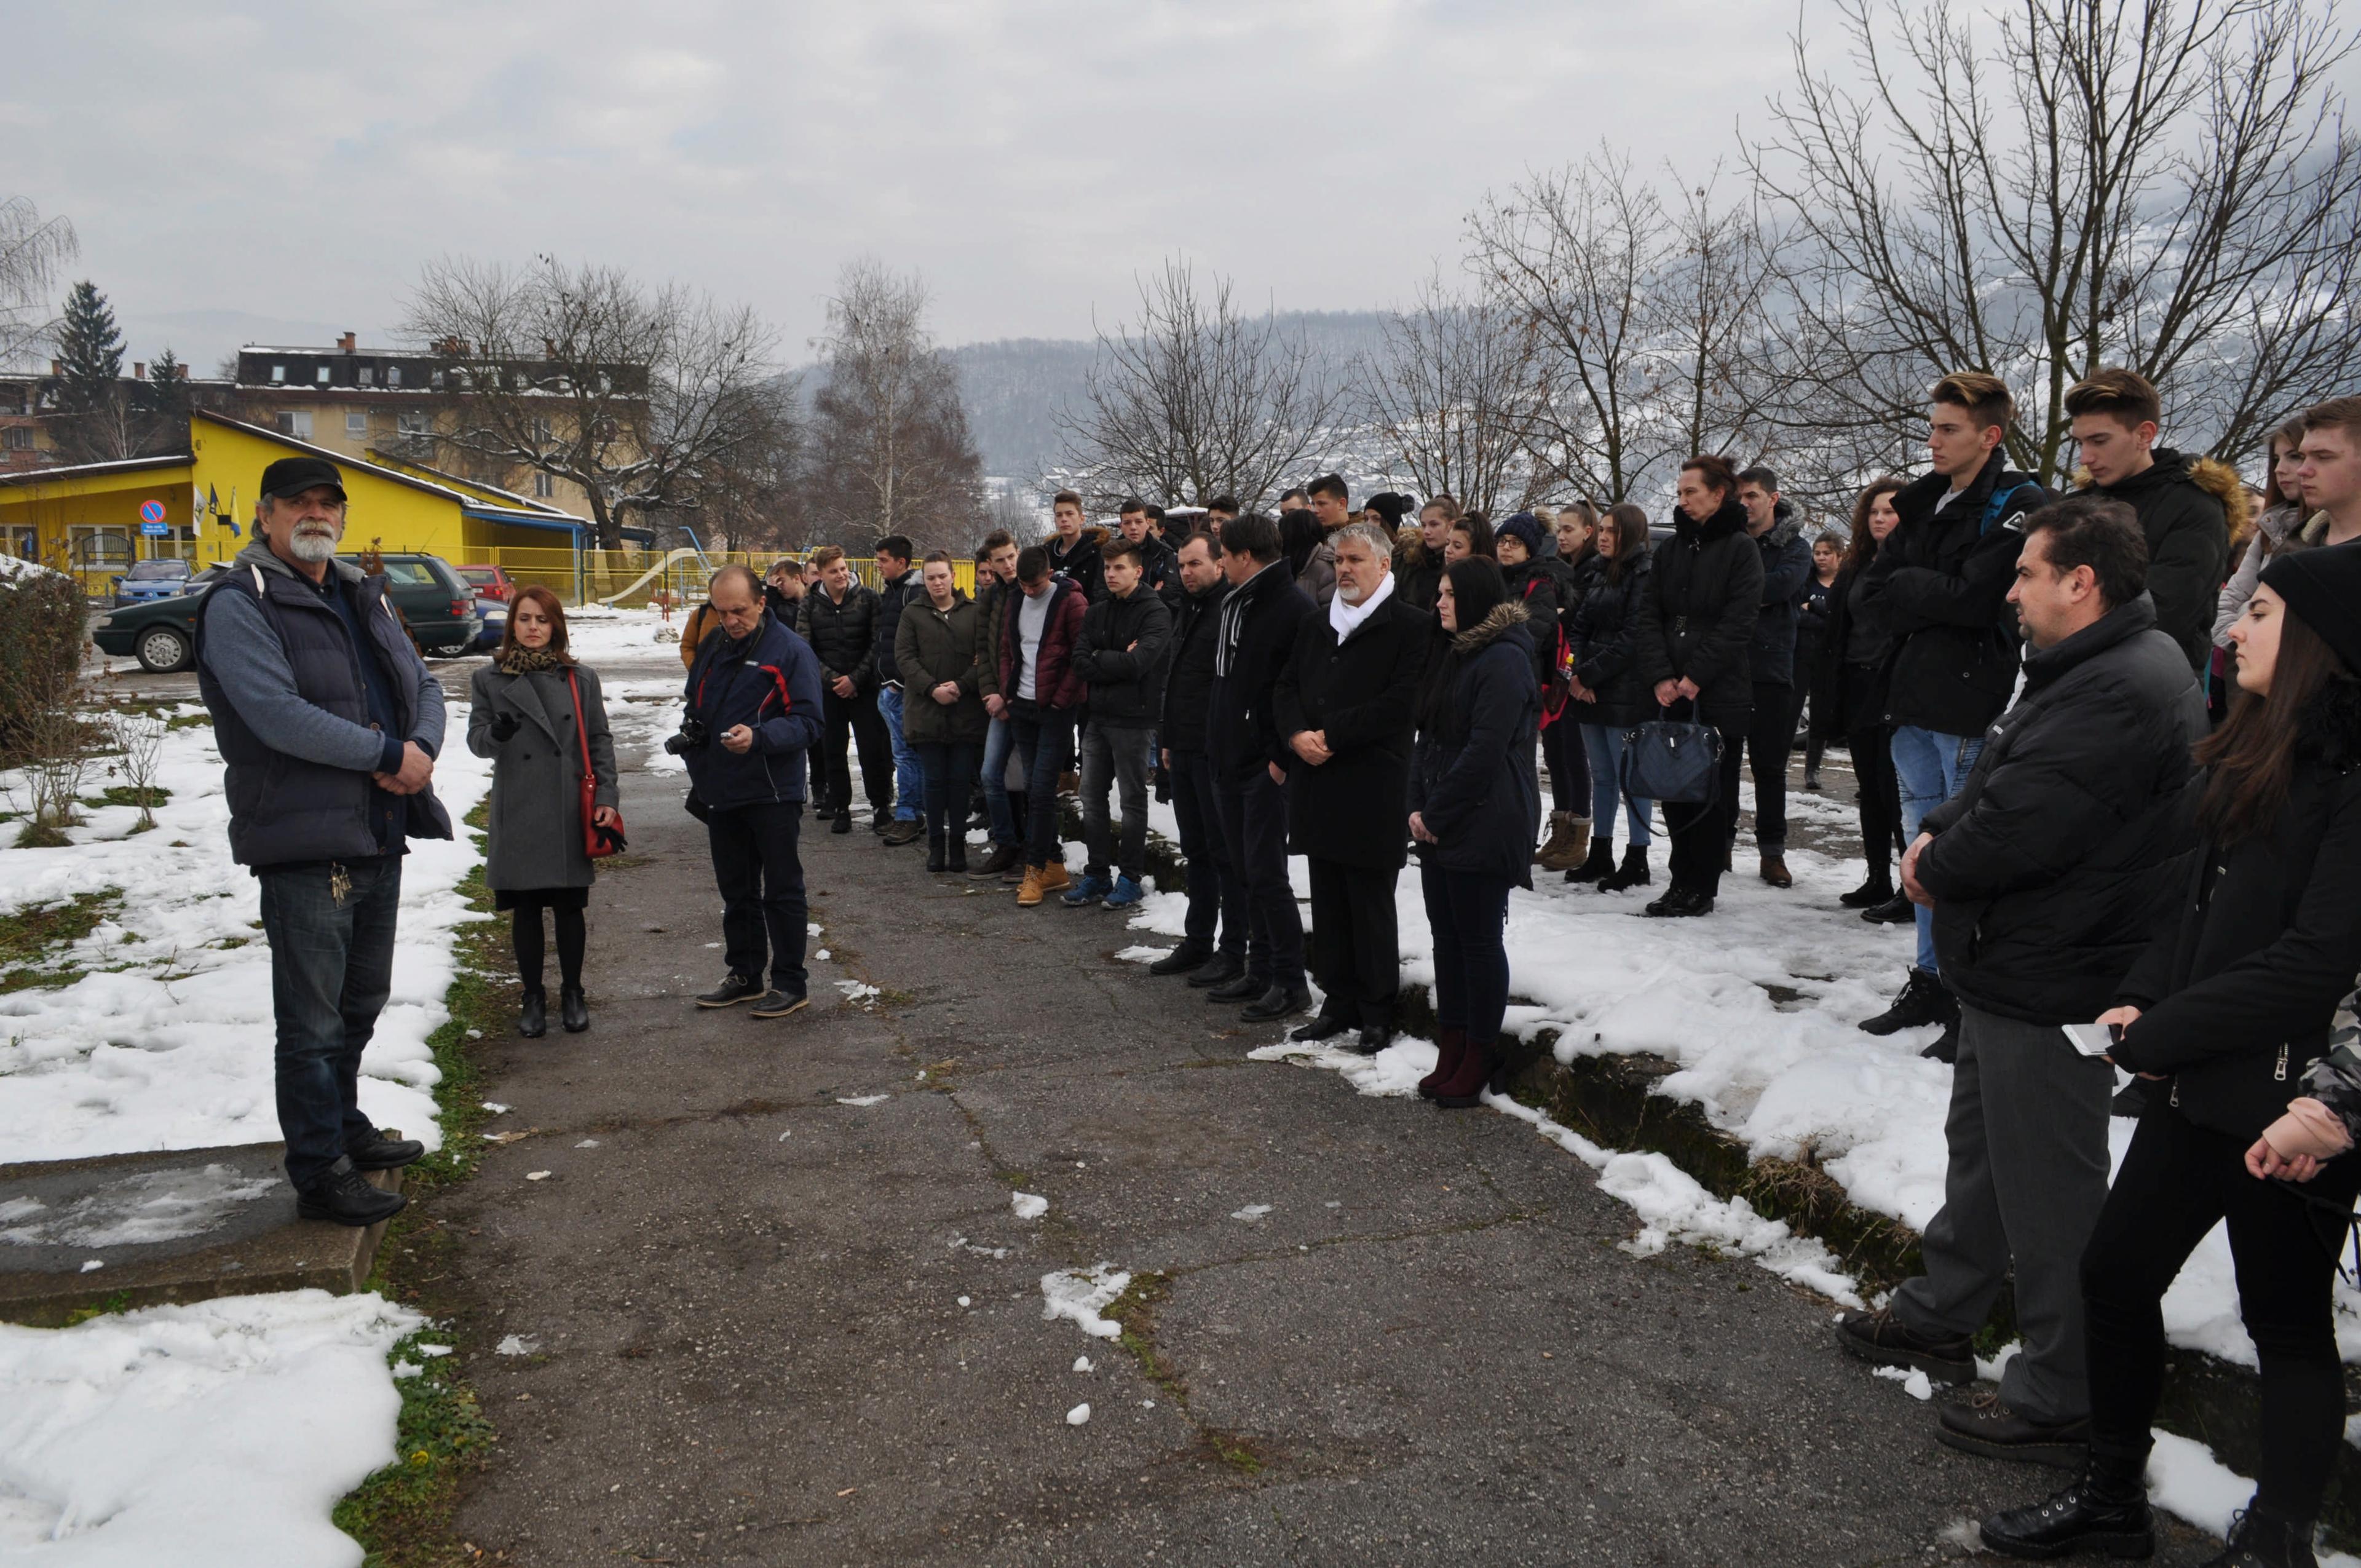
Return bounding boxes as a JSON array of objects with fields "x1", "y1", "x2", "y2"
[
  {"x1": 1977, "y1": 547, "x2": 2361, "y2": 1566},
  {"x1": 1409, "y1": 558, "x2": 1540, "y2": 1111}
]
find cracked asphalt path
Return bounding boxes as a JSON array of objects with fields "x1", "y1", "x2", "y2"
[{"x1": 429, "y1": 703, "x2": 2229, "y2": 1566}]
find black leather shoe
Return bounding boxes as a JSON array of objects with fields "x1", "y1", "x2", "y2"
[
  {"x1": 518, "y1": 989, "x2": 547, "y2": 1037},
  {"x1": 1291, "y1": 1013, "x2": 1351, "y2": 1042},
  {"x1": 1939, "y1": 1391, "x2": 2092, "y2": 1469},
  {"x1": 1643, "y1": 887, "x2": 1715, "y2": 917},
  {"x1": 1921, "y1": 1019, "x2": 1961, "y2": 1063},
  {"x1": 1188, "y1": 953, "x2": 1245, "y2": 989},
  {"x1": 1978, "y1": 1479, "x2": 2151, "y2": 1559},
  {"x1": 1147, "y1": 943, "x2": 1212, "y2": 977},
  {"x1": 1832, "y1": 1306, "x2": 1974, "y2": 1383},
  {"x1": 1241, "y1": 984, "x2": 1310, "y2": 1024},
  {"x1": 1355, "y1": 1024, "x2": 1393, "y2": 1056},
  {"x1": 1862, "y1": 967, "x2": 1955, "y2": 1035},
  {"x1": 832, "y1": 812, "x2": 853, "y2": 835},
  {"x1": 560, "y1": 986, "x2": 589, "y2": 1034},
  {"x1": 749, "y1": 989, "x2": 810, "y2": 1020},
  {"x1": 347, "y1": 1128, "x2": 424, "y2": 1171},
  {"x1": 1862, "y1": 891, "x2": 1915, "y2": 924},
  {"x1": 696, "y1": 972, "x2": 765, "y2": 1008},
  {"x1": 296, "y1": 1157, "x2": 406, "y2": 1227},
  {"x1": 1209, "y1": 972, "x2": 1266, "y2": 1004},
  {"x1": 1840, "y1": 874, "x2": 1896, "y2": 908}
]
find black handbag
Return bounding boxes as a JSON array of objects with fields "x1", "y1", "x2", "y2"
[{"x1": 1621, "y1": 712, "x2": 1723, "y2": 806}]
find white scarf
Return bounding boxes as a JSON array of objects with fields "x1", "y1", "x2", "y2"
[{"x1": 1328, "y1": 568, "x2": 1395, "y2": 642}]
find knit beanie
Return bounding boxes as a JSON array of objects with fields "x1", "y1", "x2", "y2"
[
  {"x1": 1364, "y1": 491, "x2": 1411, "y2": 527},
  {"x1": 2261, "y1": 540, "x2": 2361, "y2": 676},
  {"x1": 1495, "y1": 512, "x2": 1544, "y2": 554}
]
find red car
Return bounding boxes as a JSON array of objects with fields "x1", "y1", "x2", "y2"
[{"x1": 457, "y1": 564, "x2": 517, "y2": 601}]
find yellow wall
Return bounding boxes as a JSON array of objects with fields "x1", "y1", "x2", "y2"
[
  {"x1": 189, "y1": 413, "x2": 492, "y2": 566},
  {"x1": 0, "y1": 463, "x2": 197, "y2": 590}
]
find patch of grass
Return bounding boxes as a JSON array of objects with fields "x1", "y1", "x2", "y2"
[
  {"x1": 330, "y1": 1329, "x2": 496, "y2": 1566},
  {"x1": 11, "y1": 822, "x2": 70, "y2": 849},
  {"x1": 79, "y1": 785, "x2": 173, "y2": 810},
  {"x1": 63, "y1": 1291, "x2": 132, "y2": 1326},
  {"x1": 164, "y1": 710, "x2": 213, "y2": 732},
  {"x1": 0, "y1": 890, "x2": 121, "y2": 993},
  {"x1": 1105, "y1": 1272, "x2": 1268, "y2": 1477}
]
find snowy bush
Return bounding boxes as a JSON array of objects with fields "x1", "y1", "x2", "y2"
[{"x1": 0, "y1": 556, "x2": 86, "y2": 759}]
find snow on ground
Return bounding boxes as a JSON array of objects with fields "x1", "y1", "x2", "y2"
[
  {"x1": 0, "y1": 1291, "x2": 422, "y2": 1566},
  {"x1": 0, "y1": 696, "x2": 493, "y2": 1564},
  {"x1": 0, "y1": 705, "x2": 491, "y2": 1163},
  {"x1": 1117, "y1": 780, "x2": 2359, "y2": 1369}
]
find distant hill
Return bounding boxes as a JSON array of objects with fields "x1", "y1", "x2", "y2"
[{"x1": 948, "y1": 310, "x2": 1398, "y2": 480}]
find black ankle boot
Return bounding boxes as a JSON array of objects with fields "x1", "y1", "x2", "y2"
[
  {"x1": 1596, "y1": 843, "x2": 1651, "y2": 892},
  {"x1": 927, "y1": 831, "x2": 947, "y2": 873},
  {"x1": 947, "y1": 836, "x2": 968, "y2": 873},
  {"x1": 1840, "y1": 868, "x2": 1896, "y2": 908},
  {"x1": 1979, "y1": 1478, "x2": 2153, "y2": 1560},
  {"x1": 1562, "y1": 836, "x2": 1617, "y2": 885},
  {"x1": 560, "y1": 985, "x2": 589, "y2": 1034},
  {"x1": 518, "y1": 989, "x2": 547, "y2": 1038},
  {"x1": 2202, "y1": 1503, "x2": 2319, "y2": 1567}
]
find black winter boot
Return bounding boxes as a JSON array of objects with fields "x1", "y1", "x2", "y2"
[
  {"x1": 518, "y1": 989, "x2": 547, "y2": 1038},
  {"x1": 946, "y1": 836, "x2": 968, "y2": 874},
  {"x1": 1562, "y1": 836, "x2": 1616, "y2": 885},
  {"x1": 2201, "y1": 1504, "x2": 2319, "y2": 1568},
  {"x1": 1978, "y1": 1477, "x2": 2153, "y2": 1561},
  {"x1": 1861, "y1": 968, "x2": 1948, "y2": 1035},
  {"x1": 927, "y1": 829, "x2": 947, "y2": 874},
  {"x1": 1840, "y1": 866, "x2": 1896, "y2": 907},
  {"x1": 1595, "y1": 843, "x2": 1652, "y2": 893}
]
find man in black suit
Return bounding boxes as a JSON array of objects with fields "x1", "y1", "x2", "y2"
[
  {"x1": 1204, "y1": 512, "x2": 1316, "y2": 1024},
  {"x1": 1275, "y1": 521, "x2": 1430, "y2": 1051}
]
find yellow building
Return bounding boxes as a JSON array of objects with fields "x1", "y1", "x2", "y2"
[{"x1": 0, "y1": 410, "x2": 631, "y2": 596}]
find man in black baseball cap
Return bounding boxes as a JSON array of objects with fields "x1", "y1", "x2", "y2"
[{"x1": 192, "y1": 448, "x2": 449, "y2": 1225}]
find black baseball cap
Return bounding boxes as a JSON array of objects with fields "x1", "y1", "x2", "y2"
[{"x1": 259, "y1": 456, "x2": 347, "y2": 502}]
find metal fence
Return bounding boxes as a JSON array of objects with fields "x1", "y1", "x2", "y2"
[{"x1": 449, "y1": 547, "x2": 977, "y2": 607}]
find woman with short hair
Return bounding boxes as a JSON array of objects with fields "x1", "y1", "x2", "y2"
[{"x1": 467, "y1": 587, "x2": 620, "y2": 1037}]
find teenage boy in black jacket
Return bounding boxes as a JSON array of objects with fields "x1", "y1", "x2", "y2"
[
  {"x1": 1117, "y1": 498, "x2": 1182, "y2": 610},
  {"x1": 1857, "y1": 373, "x2": 2049, "y2": 1054},
  {"x1": 1066, "y1": 540, "x2": 1172, "y2": 909},
  {"x1": 870, "y1": 536, "x2": 925, "y2": 845},
  {"x1": 798, "y1": 545, "x2": 892, "y2": 836},
  {"x1": 2064, "y1": 366, "x2": 2229, "y2": 675},
  {"x1": 1732, "y1": 467, "x2": 1815, "y2": 889},
  {"x1": 1153, "y1": 531, "x2": 1245, "y2": 985},
  {"x1": 1838, "y1": 499, "x2": 2201, "y2": 1470}
]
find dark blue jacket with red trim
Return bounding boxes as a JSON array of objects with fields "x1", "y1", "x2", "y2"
[{"x1": 681, "y1": 609, "x2": 826, "y2": 810}]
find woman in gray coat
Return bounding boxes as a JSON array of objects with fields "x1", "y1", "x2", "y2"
[{"x1": 467, "y1": 587, "x2": 620, "y2": 1037}]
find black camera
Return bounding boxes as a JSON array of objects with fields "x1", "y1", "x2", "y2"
[{"x1": 664, "y1": 716, "x2": 708, "y2": 756}]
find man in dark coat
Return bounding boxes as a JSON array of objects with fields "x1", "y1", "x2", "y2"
[
  {"x1": 1630, "y1": 460, "x2": 1764, "y2": 916},
  {"x1": 869, "y1": 535, "x2": 925, "y2": 845},
  {"x1": 1731, "y1": 468, "x2": 1816, "y2": 888},
  {"x1": 1275, "y1": 521, "x2": 1429, "y2": 1051},
  {"x1": 1858, "y1": 373, "x2": 2050, "y2": 1052},
  {"x1": 196, "y1": 456, "x2": 449, "y2": 1226},
  {"x1": 1153, "y1": 531, "x2": 1247, "y2": 985},
  {"x1": 2065, "y1": 366, "x2": 2229, "y2": 675},
  {"x1": 1117, "y1": 498, "x2": 1183, "y2": 609},
  {"x1": 1045, "y1": 489, "x2": 1107, "y2": 603},
  {"x1": 797, "y1": 545, "x2": 892, "y2": 836},
  {"x1": 1838, "y1": 497, "x2": 2202, "y2": 1470},
  {"x1": 1066, "y1": 539, "x2": 1173, "y2": 908},
  {"x1": 1206, "y1": 512, "x2": 1316, "y2": 1023}
]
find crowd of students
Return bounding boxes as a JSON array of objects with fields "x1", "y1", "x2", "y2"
[{"x1": 470, "y1": 368, "x2": 2361, "y2": 1566}]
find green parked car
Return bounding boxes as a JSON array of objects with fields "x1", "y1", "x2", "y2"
[{"x1": 93, "y1": 552, "x2": 484, "y2": 673}]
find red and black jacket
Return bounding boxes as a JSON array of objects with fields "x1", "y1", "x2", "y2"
[{"x1": 682, "y1": 609, "x2": 826, "y2": 809}]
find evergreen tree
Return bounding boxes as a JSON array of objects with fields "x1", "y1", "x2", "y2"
[
  {"x1": 53, "y1": 280, "x2": 122, "y2": 413},
  {"x1": 141, "y1": 346, "x2": 190, "y2": 422}
]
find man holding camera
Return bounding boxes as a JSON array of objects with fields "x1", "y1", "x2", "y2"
[{"x1": 682, "y1": 564, "x2": 825, "y2": 1019}]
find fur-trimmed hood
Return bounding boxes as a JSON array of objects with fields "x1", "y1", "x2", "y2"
[
  {"x1": 1674, "y1": 495, "x2": 1749, "y2": 543},
  {"x1": 1447, "y1": 599, "x2": 1530, "y2": 655},
  {"x1": 2068, "y1": 450, "x2": 2253, "y2": 544}
]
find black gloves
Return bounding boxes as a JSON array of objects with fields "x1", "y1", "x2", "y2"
[{"x1": 488, "y1": 710, "x2": 521, "y2": 743}]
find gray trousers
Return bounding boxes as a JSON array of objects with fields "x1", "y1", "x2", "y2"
[
  {"x1": 1080, "y1": 721, "x2": 1153, "y2": 882},
  {"x1": 1894, "y1": 1002, "x2": 2118, "y2": 1423}
]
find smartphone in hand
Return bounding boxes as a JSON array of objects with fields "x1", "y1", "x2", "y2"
[{"x1": 2061, "y1": 1022, "x2": 2122, "y2": 1058}]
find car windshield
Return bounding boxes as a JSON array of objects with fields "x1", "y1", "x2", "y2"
[
  {"x1": 460, "y1": 568, "x2": 496, "y2": 586},
  {"x1": 125, "y1": 561, "x2": 188, "y2": 579}
]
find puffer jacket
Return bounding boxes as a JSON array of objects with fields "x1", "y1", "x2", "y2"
[
  {"x1": 799, "y1": 580, "x2": 880, "y2": 687},
  {"x1": 1160, "y1": 576, "x2": 1229, "y2": 755},
  {"x1": 682, "y1": 609, "x2": 827, "y2": 809},
  {"x1": 1393, "y1": 535, "x2": 1444, "y2": 614},
  {"x1": 1501, "y1": 558, "x2": 1560, "y2": 689},
  {"x1": 1567, "y1": 550, "x2": 1656, "y2": 728},
  {"x1": 1916, "y1": 593, "x2": 2207, "y2": 1026},
  {"x1": 1863, "y1": 448, "x2": 2048, "y2": 737},
  {"x1": 893, "y1": 590, "x2": 988, "y2": 746},
  {"x1": 872, "y1": 569, "x2": 917, "y2": 686},
  {"x1": 1746, "y1": 505, "x2": 1816, "y2": 687},
  {"x1": 1047, "y1": 527, "x2": 1108, "y2": 603},
  {"x1": 2113, "y1": 679, "x2": 2361, "y2": 1139},
  {"x1": 996, "y1": 576, "x2": 1090, "y2": 711},
  {"x1": 1630, "y1": 496, "x2": 1765, "y2": 727},
  {"x1": 1070, "y1": 584, "x2": 1173, "y2": 726},
  {"x1": 2075, "y1": 449, "x2": 2236, "y2": 674},
  {"x1": 1410, "y1": 603, "x2": 1541, "y2": 887}
]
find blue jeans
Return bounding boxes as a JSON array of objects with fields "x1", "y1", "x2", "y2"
[
  {"x1": 257, "y1": 856, "x2": 403, "y2": 1189},
  {"x1": 1891, "y1": 724, "x2": 1985, "y2": 975},
  {"x1": 1421, "y1": 861, "x2": 1512, "y2": 1045},
  {"x1": 980, "y1": 716, "x2": 1019, "y2": 849},
  {"x1": 1578, "y1": 723, "x2": 1653, "y2": 846},
  {"x1": 877, "y1": 685, "x2": 923, "y2": 822},
  {"x1": 1010, "y1": 703, "x2": 1076, "y2": 868}
]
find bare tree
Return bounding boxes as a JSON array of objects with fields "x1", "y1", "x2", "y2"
[
  {"x1": 1468, "y1": 149, "x2": 1784, "y2": 508},
  {"x1": 399, "y1": 255, "x2": 780, "y2": 550},
  {"x1": 1752, "y1": 0, "x2": 2361, "y2": 481},
  {"x1": 1355, "y1": 267, "x2": 1542, "y2": 520},
  {"x1": 800, "y1": 259, "x2": 984, "y2": 549},
  {"x1": 694, "y1": 373, "x2": 807, "y2": 553},
  {"x1": 0, "y1": 197, "x2": 76, "y2": 371},
  {"x1": 1056, "y1": 259, "x2": 1343, "y2": 512}
]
